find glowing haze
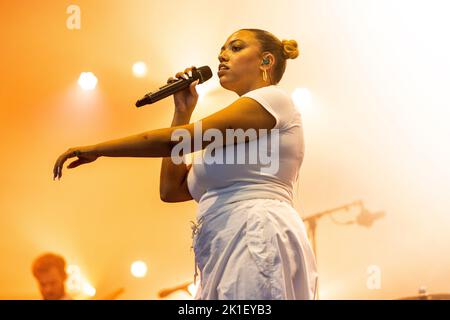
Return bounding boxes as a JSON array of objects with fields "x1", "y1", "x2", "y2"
[{"x1": 0, "y1": 0, "x2": 449, "y2": 299}]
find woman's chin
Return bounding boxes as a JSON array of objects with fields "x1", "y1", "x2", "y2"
[
  {"x1": 219, "y1": 80, "x2": 233, "y2": 91},
  {"x1": 218, "y1": 76, "x2": 228, "y2": 86}
]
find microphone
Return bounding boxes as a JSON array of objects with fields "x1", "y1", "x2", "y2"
[
  {"x1": 135, "y1": 66, "x2": 212, "y2": 107},
  {"x1": 356, "y1": 208, "x2": 385, "y2": 227}
]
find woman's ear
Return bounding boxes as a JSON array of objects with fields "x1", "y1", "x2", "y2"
[{"x1": 261, "y1": 52, "x2": 275, "y2": 68}]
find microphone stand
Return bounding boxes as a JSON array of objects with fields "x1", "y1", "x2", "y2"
[
  {"x1": 302, "y1": 200, "x2": 364, "y2": 299},
  {"x1": 303, "y1": 200, "x2": 363, "y2": 258},
  {"x1": 158, "y1": 281, "x2": 193, "y2": 299}
]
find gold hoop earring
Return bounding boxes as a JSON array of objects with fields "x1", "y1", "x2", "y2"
[{"x1": 262, "y1": 69, "x2": 268, "y2": 82}]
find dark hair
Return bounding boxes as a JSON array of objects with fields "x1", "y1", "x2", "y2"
[
  {"x1": 32, "y1": 252, "x2": 67, "y2": 278},
  {"x1": 239, "y1": 29, "x2": 299, "y2": 84}
]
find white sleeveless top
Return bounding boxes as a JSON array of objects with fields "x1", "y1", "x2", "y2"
[{"x1": 187, "y1": 85, "x2": 304, "y2": 217}]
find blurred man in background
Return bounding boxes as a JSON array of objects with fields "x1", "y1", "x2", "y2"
[{"x1": 32, "y1": 253, "x2": 72, "y2": 300}]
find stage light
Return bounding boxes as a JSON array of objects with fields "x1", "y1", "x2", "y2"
[
  {"x1": 187, "y1": 282, "x2": 199, "y2": 297},
  {"x1": 131, "y1": 260, "x2": 147, "y2": 278},
  {"x1": 82, "y1": 282, "x2": 96, "y2": 297},
  {"x1": 66, "y1": 265, "x2": 83, "y2": 293},
  {"x1": 292, "y1": 88, "x2": 312, "y2": 112},
  {"x1": 66, "y1": 264, "x2": 96, "y2": 299},
  {"x1": 78, "y1": 72, "x2": 98, "y2": 90},
  {"x1": 132, "y1": 62, "x2": 148, "y2": 77}
]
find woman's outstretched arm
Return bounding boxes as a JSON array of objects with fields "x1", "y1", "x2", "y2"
[
  {"x1": 53, "y1": 125, "x2": 179, "y2": 180},
  {"x1": 53, "y1": 96, "x2": 276, "y2": 180},
  {"x1": 93, "y1": 127, "x2": 175, "y2": 158}
]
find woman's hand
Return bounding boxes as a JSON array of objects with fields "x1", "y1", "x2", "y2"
[
  {"x1": 167, "y1": 66, "x2": 200, "y2": 116},
  {"x1": 53, "y1": 146, "x2": 99, "y2": 180}
]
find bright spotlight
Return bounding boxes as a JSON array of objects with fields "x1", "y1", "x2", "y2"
[
  {"x1": 131, "y1": 260, "x2": 147, "y2": 278},
  {"x1": 292, "y1": 88, "x2": 312, "y2": 112},
  {"x1": 187, "y1": 282, "x2": 199, "y2": 297},
  {"x1": 66, "y1": 265, "x2": 96, "y2": 298},
  {"x1": 78, "y1": 72, "x2": 98, "y2": 91},
  {"x1": 132, "y1": 62, "x2": 148, "y2": 77},
  {"x1": 82, "y1": 282, "x2": 96, "y2": 297}
]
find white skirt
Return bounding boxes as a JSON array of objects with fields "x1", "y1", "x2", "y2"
[{"x1": 191, "y1": 198, "x2": 318, "y2": 300}]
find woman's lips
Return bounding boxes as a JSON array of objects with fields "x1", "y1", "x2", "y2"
[{"x1": 217, "y1": 69, "x2": 228, "y2": 76}]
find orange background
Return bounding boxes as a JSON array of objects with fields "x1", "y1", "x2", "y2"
[{"x1": 1, "y1": 0, "x2": 449, "y2": 299}]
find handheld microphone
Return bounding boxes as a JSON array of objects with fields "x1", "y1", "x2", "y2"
[{"x1": 135, "y1": 66, "x2": 212, "y2": 107}]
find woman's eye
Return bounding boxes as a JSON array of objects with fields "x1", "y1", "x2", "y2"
[{"x1": 232, "y1": 46, "x2": 241, "y2": 51}]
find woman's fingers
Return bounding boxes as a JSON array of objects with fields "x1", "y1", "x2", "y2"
[
  {"x1": 53, "y1": 149, "x2": 76, "y2": 180},
  {"x1": 167, "y1": 66, "x2": 198, "y2": 84},
  {"x1": 53, "y1": 165, "x2": 57, "y2": 180},
  {"x1": 174, "y1": 66, "x2": 197, "y2": 80},
  {"x1": 53, "y1": 157, "x2": 61, "y2": 180},
  {"x1": 175, "y1": 71, "x2": 189, "y2": 80},
  {"x1": 53, "y1": 154, "x2": 63, "y2": 180},
  {"x1": 189, "y1": 79, "x2": 200, "y2": 96},
  {"x1": 167, "y1": 76, "x2": 177, "y2": 84},
  {"x1": 55, "y1": 155, "x2": 67, "y2": 180},
  {"x1": 184, "y1": 66, "x2": 196, "y2": 78}
]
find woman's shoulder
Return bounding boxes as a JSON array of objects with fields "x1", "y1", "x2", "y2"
[
  {"x1": 242, "y1": 85, "x2": 301, "y2": 130},
  {"x1": 245, "y1": 84, "x2": 288, "y2": 95},
  {"x1": 243, "y1": 85, "x2": 292, "y2": 105}
]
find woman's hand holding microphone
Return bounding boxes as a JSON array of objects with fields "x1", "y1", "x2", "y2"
[{"x1": 168, "y1": 66, "x2": 200, "y2": 117}]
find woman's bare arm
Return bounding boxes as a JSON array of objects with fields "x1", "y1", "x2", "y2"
[{"x1": 53, "y1": 97, "x2": 276, "y2": 180}]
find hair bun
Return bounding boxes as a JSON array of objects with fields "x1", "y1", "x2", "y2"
[{"x1": 281, "y1": 39, "x2": 299, "y2": 59}]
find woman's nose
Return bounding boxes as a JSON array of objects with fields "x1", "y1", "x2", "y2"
[{"x1": 218, "y1": 53, "x2": 228, "y2": 63}]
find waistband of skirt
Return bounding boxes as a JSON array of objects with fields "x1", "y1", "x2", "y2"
[{"x1": 196, "y1": 191, "x2": 294, "y2": 221}]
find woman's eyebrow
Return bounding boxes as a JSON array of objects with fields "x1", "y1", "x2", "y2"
[{"x1": 220, "y1": 39, "x2": 244, "y2": 51}]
